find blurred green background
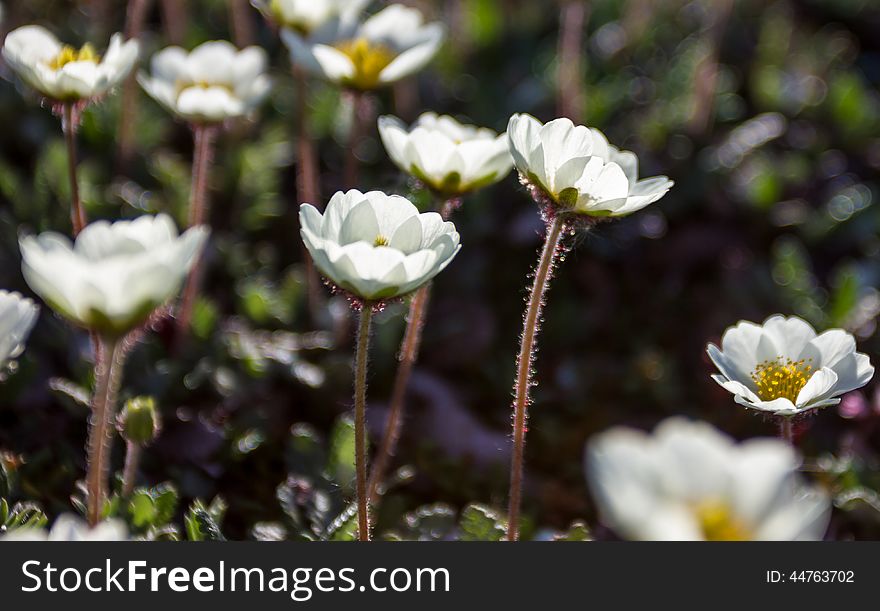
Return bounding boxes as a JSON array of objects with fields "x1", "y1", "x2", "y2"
[{"x1": 1, "y1": 0, "x2": 880, "y2": 540}]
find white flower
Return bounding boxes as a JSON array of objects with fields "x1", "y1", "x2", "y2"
[
  {"x1": 507, "y1": 114, "x2": 673, "y2": 217},
  {"x1": 139, "y1": 41, "x2": 271, "y2": 124},
  {"x1": 0, "y1": 290, "x2": 38, "y2": 369},
  {"x1": 707, "y1": 315, "x2": 874, "y2": 416},
  {"x1": 378, "y1": 113, "x2": 513, "y2": 196},
  {"x1": 253, "y1": 0, "x2": 368, "y2": 35},
  {"x1": 20, "y1": 214, "x2": 208, "y2": 336},
  {"x1": 586, "y1": 418, "x2": 830, "y2": 541},
  {"x1": 280, "y1": 4, "x2": 444, "y2": 90},
  {"x1": 2, "y1": 25, "x2": 138, "y2": 102},
  {"x1": 1, "y1": 514, "x2": 128, "y2": 541},
  {"x1": 300, "y1": 190, "x2": 461, "y2": 301}
]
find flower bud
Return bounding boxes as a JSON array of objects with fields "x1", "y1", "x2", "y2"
[{"x1": 118, "y1": 396, "x2": 161, "y2": 446}]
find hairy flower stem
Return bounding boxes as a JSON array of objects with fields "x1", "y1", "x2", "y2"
[
  {"x1": 507, "y1": 215, "x2": 567, "y2": 541},
  {"x1": 367, "y1": 283, "x2": 430, "y2": 504},
  {"x1": 779, "y1": 417, "x2": 794, "y2": 446},
  {"x1": 62, "y1": 103, "x2": 87, "y2": 236},
  {"x1": 293, "y1": 67, "x2": 324, "y2": 323},
  {"x1": 86, "y1": 337, "x2": 125, "y2": 526},
  {"x1": 176, "y1": 124, "x2": 217, "y2": 341},
  {"x1": 344, "y1": 90, "x2": 371, "y2": 188},
  {"x1": 121, "y1": 440, "x2": 141, "y2": 497},
  {"x1": 354, "y1": 306, "x2": 374, "y2": 541}
]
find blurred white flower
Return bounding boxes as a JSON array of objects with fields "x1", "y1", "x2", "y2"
[
  {"x1": 1, "y1": 514, "x2": 127, "y2": 541},
  {"x1": 378, "y1": 113, "x2": 513, "y2": 196},
  {"x1": 281, "y1": 4, "x2": 444, "y2": 90},
  {"x1": 707, "y1": 315, "x2": 874, "y2": 416},
  {"x1": 300, "y1": 190, "x2": 460, "y2": 301},
  {"x1": 139, "y1": 41, "x2": 271, "y2": 124},
  {"x1": 507, "y1": 114, "x2": 673, "y2": 218},
  {"x1": 586, "y1": 418, "x2": 830, "y2": 541},
  {"x1": 20, "y1": 214, "x2": 208, "y2": 336},
  {"x1": 0, "y1": 290, "x2": 38, "y2": 369},
  {"x1": 253, "y1": 0, "x2": 368, "y2": 35},
  {"x1": 2, "y1": 25, "x2": 138, "y2": 102}
]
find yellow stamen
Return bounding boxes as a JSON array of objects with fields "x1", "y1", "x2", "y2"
[
  {"x1": 373, "y1": 235, "x2": 389, "y2": 247},
  {"x1": 334, "y1": 37, "x2": 396, "y2": 90},
  {"x1": 696, "y1": 501, "x2": 751, "y2": 541},
  {"x1": 750, "y1": 357, "x2": 813, "y2": 403},
  {"x1": 47, "y1": 44, "x2": 100, "y2": 70}
]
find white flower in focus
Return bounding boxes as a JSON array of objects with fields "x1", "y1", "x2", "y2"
[
  {"x1": 378, "y1": 113, "x2": 513, "y2": 196},
  {"x1": 2, "y1": 25, "x2": 138, "y2": 102},
  {"x1": 507, "y1": 114, "x2": 673, "y2": 218},
  {"x1": 300, "y1": 190, "x2": 461, "y2": 301},
  {"x1": 707, "y1": 315, "x2": 874, "y2": 416},
  {"x1": 20, "y1": 214, "x2": 208, "y2": 336},
  {"x1": 0, "y1": 291, "x2": 38, "y2": 369},
  {"x1": 139, "y1": 41, "x2": 271, "y2": 124},
  {"x1": 280, "y1": 4, "x2": 444, "y2": 90},
  {"x1": 1, "y1": 514, "x2": 128, "y2": 541},
  {"x1": 586, "y1": 418, "x2": 830, "y2": 541},
  {"x1": 253, "y1": 0, "x2": 368, "y2": 35}
]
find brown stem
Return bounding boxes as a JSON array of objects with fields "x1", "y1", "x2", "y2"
[
  {"x1": 121, "y1": 440, "x2": 141, "y2": 497},
  {"x1": 344, "y1": 90, "x2": 371, "y2": 188},
  {"x1": 367, "y1": 283, "x2": 430, "y2": 504},
  {"x1": 159, "y1": 0, "x2": 188, "y2": 45},
  {"x1": 62, "y1": 103, "x2": 87, "y2": 236},
  {"x1": 556, "y1": 1, "x2": 588, "y2": 122},
  {"x1": 228, "y1": 0, "x2": 256, "y2": 47},
  {"x1": 86, "y1": 337, "x2": 125, "y2": 526},
  {"x1": 507, "y1": 215, "x2": 566, "y2": 541},
  {"x1": 354, "y1": 305, "x2": 373, "y2": 541},
  {"x1": 293, "y1": 67, "x2": 324, "y2": 323},
  {"x1": 117, "y1": 0, "x2": 152, "y2": 172},
  {"x1": 176, "y1": 124, "x2": 217, "y2": 340}
]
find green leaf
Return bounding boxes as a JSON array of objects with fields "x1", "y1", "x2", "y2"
[
  {"x1": 324, "y1": 503, "x2": 359, "y2": 541},
  {"x1": 458, "y1": 503, "x2": 506, "y2": 541},
  {"x1": 185, "y1": 500, "x2": 225, "y2": 541},
  {"x1": 327, "y1": 415, "x2": 357, "y2": 491},
  {"x1": 384, "y1": 503, "x2": 457, "y2": 541},
  {"x1": 553, "y1": 520, "x2": 592, "y2": 541}
]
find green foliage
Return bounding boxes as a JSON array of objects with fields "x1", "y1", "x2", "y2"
[
  {"x1": 458, "y1": 503, "x2": 507, "y2": 541},
  {"x1": 0, "y1": 499, "x2": 48, "y2": 532},
  {"x1": 185, "y1": 498, "x2": 226, "y2": 541}
]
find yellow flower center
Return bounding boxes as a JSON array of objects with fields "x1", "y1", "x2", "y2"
[
  {"x1": 334, "y1": 37, "x2": 396, "y2": 89},
  {"x1": 47, "y1": 44, "x2": 100, "y2": 70},
  {"x1": 373, "y1": 235, "x2": 389, "y2": 247},
  {"x1": 696, "y1": 501, "x2": 751, "y2": 541},
  {"x1": 750, "y1": 357, "x2": 814, "y2": 403}
]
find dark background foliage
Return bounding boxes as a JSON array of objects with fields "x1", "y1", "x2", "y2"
[{"x1": 1, "y1": 0, "x2": 880, "y2": 539}]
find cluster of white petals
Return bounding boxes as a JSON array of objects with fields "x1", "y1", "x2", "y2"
[
  {"x1": 281, "y1": 4, "x2": 444, "y2": 90},
  {"x1": 253, "y1": 0, "x2": 368, "y2": 35},
  {"x1": 300, "y1": 190, "x2": 460, "y2": 301},
  {"x1": 708, "y1": 315, "x2": 874, "y2": 416},
  {"x1": 1, "y1": 514, "x2": 128, "y2": 541},
  {"x1": 586, "y1": 418, "x2": 830, "y2": 541},
  {"x1": 139, "y1": 41, "x2": 271, "y2": 124},
  {"x1": 2, "y1": 26, "x2": 138, "y2": 102},
  {"x1": 378, "y1": 113, "x2": 512, "y2": 196},
  {"x1": 0, "y1": 290, "x2": 38, "y2": 369},
  {"x1": 507, "y1": 114, "x2": 673, "y2": 218},
  {"x1": 20, "y1": 214, "x2": 208, "y2": 336}
]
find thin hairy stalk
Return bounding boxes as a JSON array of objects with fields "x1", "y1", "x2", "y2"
[
  {"x1": 177, "y1": 124, "x2": 217, "y2": 339},
  {"x1": 344, "y1": 91, "x2": 371, "y2": 188},
  {"x1": 507, "y1": 215, "x2": 567, "y2": 541},
  {"x1": 117, "y1": 0, "x2": 152, "y2": 171},
  {"x1": 86, "y1": 337, "x2": 125, "y2": 526},
  {"x1": 62, "y1": 103, "x2": 87, "y2": 236},
  {"x1": 367, "y1": 284, "x2": 430, "y2": 503},
  {"x1": 159, "y1": 0, "x2": 188, "y2": 45},
  {"x1": 779, "y1": 417, "x2": 794, "y2": 446},
  {"x1": 556, "y1": 0, "x2": 588, "y2": 121},
  {"x1": 354, "y1": 306, "x2": 374, "y2": 541},
  {"x1": 121, "y1": 440, "x2": 141, "y2": 497},
  {"x1": 228, "y1": 0, "x2": 256, "y2": 47},
  {"x1": 293, "y1": 67, "x2": 324, "y2": 322}
]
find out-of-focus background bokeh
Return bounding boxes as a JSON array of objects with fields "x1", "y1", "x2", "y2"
[{"x1": 1, "y1": 0, "x2": 880, "y2": 540}]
